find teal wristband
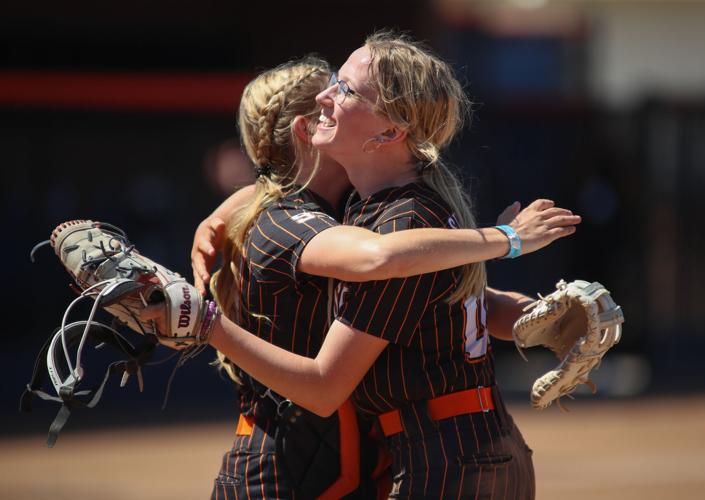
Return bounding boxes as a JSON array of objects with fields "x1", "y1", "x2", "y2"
[{"x1": 495, "y1": 225, "x2": 522, "y2": 259}]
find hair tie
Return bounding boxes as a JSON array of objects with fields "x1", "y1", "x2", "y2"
[{"x1": 255, "y1": 165, "x2": 272, "y2": 178}]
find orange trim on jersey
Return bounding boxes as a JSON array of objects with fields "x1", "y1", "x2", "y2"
[
  {"x1": 378, "y1": 410, "x2": 404, "y2": 438},
  {"x1": 236, "y1": 414, "x2": 255, "y2": 436},
  {"x1": 378, "y1": 387, "x2": 495, "y2": 437},
  {"x1": 317, "y1": 399, "x2": 360, "y2": 500}
]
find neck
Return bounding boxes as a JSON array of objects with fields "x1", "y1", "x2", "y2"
[
  {"x1": 341, "y1": 150, "x2": 419, "y2": 198},
  {"x1": 303, "y1": 157, "x2": 351, "y2": 212}
]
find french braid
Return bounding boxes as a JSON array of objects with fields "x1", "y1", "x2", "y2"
[{"x1": 210, "y1": 57, "x2": 331, "y2": 384}]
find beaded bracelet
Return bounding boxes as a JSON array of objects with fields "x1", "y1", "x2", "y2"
[{"x1": 198, "y1": 300, "x2": 221, "y2": 344}]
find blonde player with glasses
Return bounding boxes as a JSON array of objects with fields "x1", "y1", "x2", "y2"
[{"x1": 179, "y1": 34, "x2": 579, "y2": 499}]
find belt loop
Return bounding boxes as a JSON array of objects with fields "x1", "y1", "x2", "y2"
[{"x1": 477, "y1": 385, "x2": 489, "y2": 413}]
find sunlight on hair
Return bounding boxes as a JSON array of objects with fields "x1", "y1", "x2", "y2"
[{"x1": 365, "y1": 31, "x2": 486, "y2": 302}]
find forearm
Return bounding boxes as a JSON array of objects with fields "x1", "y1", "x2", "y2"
[
  {"x1": 376, "y1": 227, "x2": 511, "y2": 279},
  {"x1": 485, "y1": 287, "x2": 535, "y2": 341},
  {"x1": 209, "y1": 316, "x2": 335, "y2": 416},
  {"x1": 209, "y1": 184, "x2": 256, "y2": 221}
]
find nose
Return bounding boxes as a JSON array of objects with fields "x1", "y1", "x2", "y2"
[{"x1": 315, "y1": 84, "x2": 336, "y2": 107}]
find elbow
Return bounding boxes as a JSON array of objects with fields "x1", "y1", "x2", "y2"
[
  {"x1": 311, "y1": 403, "x2": 338, "y2": 418},
  {"x1": 351, "y1": 241, "x2": 395, "y2": 281},
  {"x1": 296, "y1": 398, "x2": 341, "y2": 418},
  {"x1": 296, "y1": 386, "x2": 348, "y2": 418}
]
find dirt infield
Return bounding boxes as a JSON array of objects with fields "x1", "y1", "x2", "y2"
[{"x1": 3, "y1": 395, "x2": 704, "y2": 499}]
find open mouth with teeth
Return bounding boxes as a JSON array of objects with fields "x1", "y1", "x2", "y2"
[{"x1": 318, "y1": 114, "x2": 336, "y2": 128}]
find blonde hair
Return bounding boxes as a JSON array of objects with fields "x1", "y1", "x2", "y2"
[
  {"x1": 210, "y1": 57, "x2": 331, "y2": 383},
  {"x1": 365, "y1": 31, "x2": 486, "y2": 303}
]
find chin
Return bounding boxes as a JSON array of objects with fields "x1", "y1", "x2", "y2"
[{"x1": 312, "y1": 133, "x2": 332, "y2": 150}]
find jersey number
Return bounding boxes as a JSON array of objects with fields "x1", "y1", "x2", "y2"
[{"x1": 463, "y1": 295, "x2": 488, "y2": 360}]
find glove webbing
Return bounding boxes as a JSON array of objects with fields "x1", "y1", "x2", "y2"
[{"x1": 20, "y1": 322, "x2": 157, "y2": 447}]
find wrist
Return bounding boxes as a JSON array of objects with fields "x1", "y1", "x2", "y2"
[
  {"x1": 197, "y1": 300, "x2": 221, "y2": 345},
  {"x1": 494, "y1": 225, "x2": 522, "y2": 259}
]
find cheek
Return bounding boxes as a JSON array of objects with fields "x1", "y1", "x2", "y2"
[{"x1": 338, "y1": 109, "x2": 381, "y2": 140}]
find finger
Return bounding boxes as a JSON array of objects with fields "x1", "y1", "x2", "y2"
[
  {"x1": 140, "y1": 304, "x2": 165, "y2": 321},
  {"x1": 528, "y1": 199, "x2": 555, "y2": 210},
  {"x1": 209, "y1": 217, "x2": 226, "y2": 231},
  {"x1": 547, "y1": 226, "x2": 577, "y2": 239},
  {"x1": 499, "y1": 201, "x2": 517, "y2": 213},
  {"x1": 544, "y1": 215, "x2": 582, "y2": 227},
  {"x1": 503, "y1": 201, "x2": 520, "y2": 216},
  {"x1": 193, "y1": 269, "x2": 206, "y2": 296},
  {"x1": 209, "y1": 218, "x2": 226, "y2": 247},
  {"x1": 497, "y1": 201, "x2": 521, "y2": 225},
  {"x1": 192, "y1": 257, "x2": 211, "y2": 290},
  {"x1": 198, "y1": 239, "x2": 217, "y2": 257},
  {"x1": 538, "y1": 207, "x2": 575, "y2": 219}
]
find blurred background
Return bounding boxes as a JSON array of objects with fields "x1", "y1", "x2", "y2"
[{"x1": 2, "y1": 1, "x2": 704, "y2": 499}]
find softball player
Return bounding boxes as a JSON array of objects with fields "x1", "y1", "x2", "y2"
[
  {"x1": 199, "y1": 55, "x2": 578, "y2": 499},
  {"x1": 336, "y1": 182, "x2": 536, "y2": 498}
]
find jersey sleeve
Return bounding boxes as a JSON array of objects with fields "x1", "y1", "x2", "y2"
[
  {"x1": 249, "y1": 206, "x2": 339, "y2": 284},
  {"x1": 335, "y1": 212, "x2": 437, "y2": 346}
]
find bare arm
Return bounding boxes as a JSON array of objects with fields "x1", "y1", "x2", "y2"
[
  {"x1": 208, "y1": 315, "x2": 388, "y2": 417},
  {"x1": 299, "y1": 199, "x2": 581, "y2": 282},
  {"x1": 191, "y1": 184, "x2": 256, "y2": 294},
  {"x1": 485, "y1": 287, "x2": 535, "y2": 341},
  {"x1": 299, "y1": 225, "x2": 510, "y2": 281}
]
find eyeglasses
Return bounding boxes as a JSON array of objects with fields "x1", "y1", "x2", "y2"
[{"x1": 327, "y1": 72, "x2": 374, "y2": 106}]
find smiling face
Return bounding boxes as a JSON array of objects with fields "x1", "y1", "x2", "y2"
[{"x1": 312, "y1": 46, "x2": 397, "y2": 163}]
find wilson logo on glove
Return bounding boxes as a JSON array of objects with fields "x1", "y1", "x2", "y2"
[{"x1": 179, "y1": 286, "x2": 193, "y2": 328}]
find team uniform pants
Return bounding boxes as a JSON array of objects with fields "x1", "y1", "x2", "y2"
[
  {"x1": 211, "y1": 416, "x2": 292, "y2": 500},
  {"x1": 381, "y1": 397, "x2": 535, "y2": 499}
]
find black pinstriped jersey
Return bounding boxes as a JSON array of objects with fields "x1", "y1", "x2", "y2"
[
  {"x1": 336, "y1": 182, "x2": 496, "y2": 416},
  {"x1": 236, "y1": 188, "x2": 339, "y2": 418}
]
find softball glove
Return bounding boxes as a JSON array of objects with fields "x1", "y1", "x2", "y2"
[
  {"x1": 33, "y1": 220, "x2": 214, "y2": 349},
  {"x1": 512, "y1": 279, "x2": 624, "y2": 410}
]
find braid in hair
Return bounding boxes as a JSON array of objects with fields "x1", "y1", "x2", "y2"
[
  {"x1": 254, "y1": 88, "x2": 286, "y2": 169},
  {"x1": 211, "y1": 57, "x2": 331, "y2": 384},
  {"x1": 252, "y1": 64, "x2": 329, "y2": 174}
]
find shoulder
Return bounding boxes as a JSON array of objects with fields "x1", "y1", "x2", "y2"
[
  {"x1": 252, "y1": 192, "x2": 338, "y2": 245},
  {"x1": 377, "y1": 183, "x2": 455, "y2": 230}
]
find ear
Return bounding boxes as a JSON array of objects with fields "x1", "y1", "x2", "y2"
[
  {"x1": 292, "y1": 115, "x2": 313, "y2": 144},
  {"x1": 377, "y1": 126, "x2": 407, "y2": 145}
]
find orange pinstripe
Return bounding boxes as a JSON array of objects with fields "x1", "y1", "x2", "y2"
[
  {"x1": 267, "y1": 211, "x2": 306, "y2": 245},
  {"x1": 257, "y1": 420, "x2": 267, "y2": 500},
  {"x1": 290, "y1": 289, "x2": 302, "y2": 351},
  {"x1": 395, "y1": 276, "x2": 424, "y2": 344},
  {"x1": 410, "y1": 405, "x2": 431, "y2": 496},
  {"x1": 364, "y1": 278, "x2": 396, "y2": 333},
  {"x1": 474, "y1": 466, "x2": 483, "y2": 500}
]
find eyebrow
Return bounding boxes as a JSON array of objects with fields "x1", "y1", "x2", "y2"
[{"x1": 339, "y1": 74, "x2": 365, "y2": 95}]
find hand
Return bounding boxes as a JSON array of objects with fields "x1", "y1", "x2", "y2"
[
  {"x1": 510, "y1": 199, "x2": 581, "y2": 255},
  {"x1": 191, "y1": 217, "x2": 226, "y2": 296},
  {"x1": 140, "y1": 303, "x2": 167, "y2": 335},
  {"x1": 496, "y1": 201, "x2": 521, "y2": 226}
]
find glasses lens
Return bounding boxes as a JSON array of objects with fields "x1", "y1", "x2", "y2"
[
  {"x1": 327, "y1": 72, "x2": 347, "y2": 105},
  {"x1": 337, "y1": 82, "x2": 350, "y2": 105}
]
